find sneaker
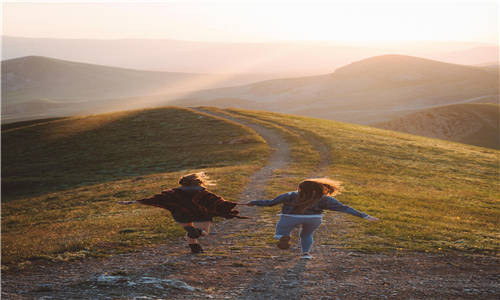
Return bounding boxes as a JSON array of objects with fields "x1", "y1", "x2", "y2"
[
  {"x1": 184, "y1": 226, "x2": 203, "y2": 238},
  {"x1": 277, "y1": 236, "x2": 291, "y2": 249},
  {"x1": 301, "y1": 253, "x2": 313, "y2": 259},
  {"x1": 189, "y1": 243, "x2": 203, "y2": 254}
]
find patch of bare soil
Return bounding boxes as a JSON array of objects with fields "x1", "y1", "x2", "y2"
[{"x1": 2, "y1": 111, "x2": 499, "y2": 300}]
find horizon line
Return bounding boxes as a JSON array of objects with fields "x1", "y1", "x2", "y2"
[{"x1": 3, "y1": 35, "x2": 499, "y2": 46}]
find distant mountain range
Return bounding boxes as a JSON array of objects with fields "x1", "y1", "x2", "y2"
[
  {"x1": 374, "y1": 103, "x2": 500, "y2": 149},
  {"x1": 177, "y1": 55, "x2": 499, "y2": 124},
  {"x1": 1, "y1": 56, "x2": 279, "y2": 122},
  {"x1": 3, "y1": 36, "x2": 498, "y2": 75},
  {"x1": 2, "y1": 56, "x2": 282, "y2": 102},
  {"x1": 2, "y1": 56, "x2": 212, "y2": 101},
  {"x1": 2, "y1": 54, "x2": 498, "y2": 149}
]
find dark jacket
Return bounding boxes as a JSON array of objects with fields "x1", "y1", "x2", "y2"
[
  {"x1": 250, "y1": 191, "x2": 368, "y2": 218},
  {"x1": 138, "y1": 186, "x2": 238, "y2": 222}
]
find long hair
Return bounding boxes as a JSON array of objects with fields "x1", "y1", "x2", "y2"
[
  {"x1": 292, "y1": 178, "x2": 342, "y2": 213},
  {"x1": 179, "y1": 172, "x2": 215, "y2": 187}
]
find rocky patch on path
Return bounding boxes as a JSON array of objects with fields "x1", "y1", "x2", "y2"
[{"x1": 31, "y1": 273, "x2": 200, "y2": 299}]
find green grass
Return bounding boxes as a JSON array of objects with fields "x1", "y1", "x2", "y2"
[
  {"x1": 2, "y1": 107, "x2": 268, "y2": 201},
  {"x1": 200, "y1": 108, "x2": 323, "y2": 251},
  {"x1": 3, "y1": 105, "x2": 499, "y2": 266},
  {"x1": 2, "y1": 107, "x2": 269, "y2": 265},
  {"x1": 202, "y1": 107, "x2": 319, "y2": 194},
  {"x1": 226, "y1": 108, "x2": 500, "y2": 255}
]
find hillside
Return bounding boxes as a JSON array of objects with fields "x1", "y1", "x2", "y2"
[
  {"x1": 2, "y1": 106, "x2": 499, "y2": 298},
  {"x1": 3, "y1": 106, "x2": 499, "y2": 264},
  {"x1": 374, "y1": 103, "x2": 500, "y2": 149},
  {"x1": 1, "y1": 56, "x2": 213, "y2": 101},
  {"x1": 1, "y1": 56, "x2": 280, "y2": 123},
  {"x1": 479, "y1": 64, "x2": 500, "y2": 74},
  {"x1": 178, "y1": 55, "x2": 499, "y2": 124},
  {"x1": 4, "y1": 55, "x2": 498, "y2": 125},
  {"x1": 2, "y1": 107, "x2": 269, "y2": 264},
  {"x1": 4, "y1": 36, "x2": 498, "y2": 74}
]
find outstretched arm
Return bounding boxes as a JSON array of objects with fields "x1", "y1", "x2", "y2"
[
  {"x1": 322, "y1": 196, "x2": 378, "y2": 221},
  {"x1": 246, "y1": 192, "x2": 292, "y2": 207},
  {"x1": 119, "y1": 192, "x2": 172, "y2": 209},
  {"x1": 363, "y1": 215, "x2": 379, "y2": 222}
]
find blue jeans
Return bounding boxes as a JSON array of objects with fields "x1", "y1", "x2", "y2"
[{"x1": 274, "y1": 214, "x2": 322, "y2": 253}]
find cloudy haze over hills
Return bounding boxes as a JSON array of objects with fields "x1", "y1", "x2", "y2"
[
  {"x1": 176, "y1": 55, "x2": 499, "y2": 124},
  {"x1": 2, "y1": 36, "x2": 498, "y2": 75},
  {"x1": 2, "y1": 1, "x2": 498, "y2": 148},
  {"x1": 1, "y1": 55, "x2": 283, "y2": 123},
  {"x1": 2, "y1": 53, "x2": 498, "y2": 150}
]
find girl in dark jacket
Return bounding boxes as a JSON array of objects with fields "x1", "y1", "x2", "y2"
[
  {"x1": 120, "y1": 172, "x2": 241, "y2": 253},
  {"x1": 246, "y1": 178, "x2": 378, "y2": 259}
]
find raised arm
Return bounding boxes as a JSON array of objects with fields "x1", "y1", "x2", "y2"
[
  {"x1": 247, "y1": 192, "x2": 293, "y2": 207},
  {"x1": 321, "y1": 196, "x2": 377, "y2": 220}
]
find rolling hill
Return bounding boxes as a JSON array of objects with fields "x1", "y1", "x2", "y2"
[
  {"x1": 1, "y1": 56, "x2": 213, "y2": 102},
  {"x1": 177, "y1": 55, "x2": 499, "y2": 124},
  {"x1": 4, "y1": 36, "x2": 498, "y2": 74},
  {"x1": 1, "y1": 56, "x2": 284, "y2": 123},
  {"x1": 1, "y1": 106, "x2": 269, "y2": 264},
  {"x1": 374, "y1": 103, "x2": 500, "y2": 149},
  {"x1": 2, "y1": 107, "x2": 498, "y2": 266},
  {"x1": 3, "y1": 55, "x2": 498, "y2": 128}
]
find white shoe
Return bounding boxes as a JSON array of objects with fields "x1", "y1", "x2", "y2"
[{"x1": 301, "y1": 253, "x2": 313, "y2": 259}]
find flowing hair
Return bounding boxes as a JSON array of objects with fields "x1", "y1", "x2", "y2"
[
  {"x1": 179, "y1": 172, "x2": 215, "y2": 187},
  {"x1": 292, "y1": 178, "x2": 342, "y2": 213}
]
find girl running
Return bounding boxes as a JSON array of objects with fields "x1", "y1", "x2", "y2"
[
  {"x1": 119, "y1": 172, "x2": 244, "y2": 254},
  {"x1": 246, "y1": 178, "x2": 378, "y2": 259}
]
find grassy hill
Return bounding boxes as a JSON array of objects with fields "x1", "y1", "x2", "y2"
[
  {"x1": 0, "y1": 56, "x2": 208, "y2": 123},
  {"x1": 1, "y1": 107, "x2": 268, "y2": 264},
  {"x1": 1, "y1": 56, "x2": 214, "y2": 102},
  {"x1": 1, "y1": 56, "x2": 280, "y2": 123},
  {"x1": 178, "y1": 55, "x2": 499, "y2": 124},
  {"x1": 2, "y1": 107, "x2": 499, "y2": 266},
  {"x1": 374, "y1": 103, "x2": 500, "y2": 149},
  {"x1": 218, "y1": 108, "x2": 499, "y2": 254}
]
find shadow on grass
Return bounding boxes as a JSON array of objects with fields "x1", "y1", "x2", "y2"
[{"x1": 2, "y1": 107, "x2": 265, "y2": 202}]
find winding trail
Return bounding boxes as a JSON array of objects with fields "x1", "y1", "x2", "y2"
[
  {"x1": 2, "y1": 107, "x2": 295, "y2": 299},
  {"x1": 193, "y1": 108, "x2": 291, "y2": 208},
  {"x1": 3, "y1": 109, "x2": 499, "y2": 300}
]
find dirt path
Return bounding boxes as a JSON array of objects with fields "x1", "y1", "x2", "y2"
[
  {"x1": 2, "y1": 108, "x2": 293, "y2": 299},
  {"x1": 193, "y1": 112, "x2": 500, "y2": 300},
  {"x1": 193, "y1": 108, "x2": 291, "y2": 206},
  {"x1": 3, "y1": 110, "x2": 500, "y2": 300}
]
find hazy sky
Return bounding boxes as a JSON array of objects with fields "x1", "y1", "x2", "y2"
[{"x1": 2, "y1": 0, "x2": 499, "y2": 44}]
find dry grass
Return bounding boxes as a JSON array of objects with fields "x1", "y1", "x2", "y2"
[
  {"x1": 3, "y1": 105, "x2": 499, "y2": 267},
  {"x1": 227, "y1": 108, "x2": 500, "y2": 255},
  {"x1": 2, "y1": 107, "x2": 268, "y2": 265}
]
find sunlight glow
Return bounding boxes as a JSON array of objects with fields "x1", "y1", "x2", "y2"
[{"x1": 3, "y1": 1, "x2": 498, "y2": 44}]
